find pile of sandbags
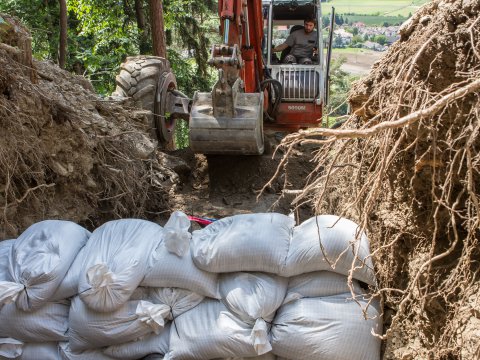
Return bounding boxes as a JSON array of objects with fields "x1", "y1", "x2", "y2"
[{"x1": 0, "y1": 212, "x2": 382, "y2": 360}]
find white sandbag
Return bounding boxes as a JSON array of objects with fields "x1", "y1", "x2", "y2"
[
  {"x1": 281, "y1": 215, "x2": 376, "y2": 285},
  {"x1": 284, "y1": 271, "x2": 364, "y2": 304},
  {"x1": 163, "y1": 211, "x2": 191, "y2": 256},
  {"x1": 0, "y1": 221, "x2": 90, "y2": 311},
  {"x1": 68, "y1": 296, "x2": 169, "y2": 351},
  {"x1": 0, "y1": 241, "x2": 14, "y2": 281},
  {"x1": 219, "y1": 355, "x2": 277, "y2": 360},
  {"x1": 18, "y1": 342, "x2": 60, "y2": 360},
  {"x1": 50, "y1": 246, "x2": 87, "y2": 301},
  {"x1": 166, "y1": 299, "x2": 265, "y2": 359},
  {"x1": 128, "y1": 286, "x2": 151, "y2": 301},
  {"x1": 0, "y1": 282, "x2": 23, "y2": 311},
  {"x1": 220, "y1": 272, "x2": 288, "y2": 355},
  {"x1": 59, "y1": 342, "x2": 116, "y2": 360},
  {"x1": 271, "y1": 295, "x2": 382, "y2": 360},
  {"x1": 144, "y1": 356, "x2": 164, "y2": 360},
  {"x1": 0, "y1": 301, "x2": 69, "y2": 342},
  {"x1": 0, "y1": 241, "x2": 15, "y2": 310},
  {"x1": 103, "y1": 323, "x2": 170, "y2": 359},
  {"x1": 0, "y1": 341, "x2": 61, "y2": 360},
  {"x1": 192, "y1": 213, "x2": 294, "y2": 274},
  {"x1": 78, "y1": 219, "x2": 162, "y2": 312},
  {"x1": 0, "y1": 338, "x2": 23, "y2": 359},
  {"x1": 142, "y1": 240, "x2": 219, "y2": 298},
  {"x1": 220, "y1": 272, "x2": 288, "y2": 322}
]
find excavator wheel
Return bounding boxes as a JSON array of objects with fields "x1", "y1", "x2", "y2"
[
  {"x1": 114, "y1": 55, "x2": 176, "y2": 149},
  {"x1": 330, "y1": 119, "x2": 346, "y2": 129}
]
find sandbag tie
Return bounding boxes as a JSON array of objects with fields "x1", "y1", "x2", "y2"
[
  {"x1": 0, "y1": 281, "x2": 25, "y2": 306},
  {"x1": 86, "y1": 264, "x2": 115, "y2": 289},
  {"x1": 251, "y1": 318, "x2": 272, "y2": 355},
  {"x1": 163, "y1": 211, "x2": 192, "y2": 257},
  {"x1": 135, "y1": 301, "x2": 170, "y2": 334}
]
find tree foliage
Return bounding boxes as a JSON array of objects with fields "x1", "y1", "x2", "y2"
[
  {"x1": 372, "y1": 34, "x2": 387, "y2": 45},
  {"x1": 328, "y1": 56, "x2": 358, "y2": 116},
  {"x1": 164, "y1": 0, "x2": 216, "y2": 80},
  {"x1": 0, "y1": 0, "x2": 61, "y2": 60},
  {"x1": 0, "y1": 0, "x2": 217, "y2": 95}
]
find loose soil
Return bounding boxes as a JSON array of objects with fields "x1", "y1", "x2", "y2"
[{"x1": 165, "y1": 132, "x2": 316, "y2": 226}]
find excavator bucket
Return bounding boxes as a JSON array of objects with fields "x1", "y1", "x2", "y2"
[{"x1": 189, "y1": 91, "x2": 264, "y2": 155}]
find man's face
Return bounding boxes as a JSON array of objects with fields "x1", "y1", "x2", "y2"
[{"x1": 304, "y1": 21, "x2": 315, "y2": 33}]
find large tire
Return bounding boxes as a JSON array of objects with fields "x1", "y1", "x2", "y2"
[{"x1": 114, "y1": 55, "x2": 175, "y2": 149}]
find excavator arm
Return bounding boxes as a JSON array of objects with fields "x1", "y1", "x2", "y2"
[
  {"x1": 115, "y1": 0, "x2": 327, "y2": 154},
  {"x1": 189, "y1": 0, "x2": 266, "y2": 155}
]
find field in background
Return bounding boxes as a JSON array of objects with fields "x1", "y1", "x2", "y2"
[
  {"x1": 331, "y1": 48, "x2": 385, "y2": 75},
  {"x1": 338, "y1": 14, "x2": 406, "y2": 26},
  {"x1": 322, "y1": 0, "x2": 429, "y2": 16},
  {"x1": 331, "y1": 48, "x2": 375, "y2": 55}
]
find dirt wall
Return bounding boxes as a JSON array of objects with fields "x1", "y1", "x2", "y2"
[{"x1": 0, "y1": 15, "x2": 177, "y2": 237}]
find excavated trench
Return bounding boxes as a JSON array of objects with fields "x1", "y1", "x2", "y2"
[{"x1": 1, "y1": 0, "x2": 480, "y2": 357}]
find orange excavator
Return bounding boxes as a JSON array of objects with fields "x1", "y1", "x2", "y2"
[{"x1": 114, "y1": 0, "x2": 333, "y2": 155}]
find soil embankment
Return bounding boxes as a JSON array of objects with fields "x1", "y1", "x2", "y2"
[{"x1": 275, "y1": 0, "x2": 480, "y2": 358}]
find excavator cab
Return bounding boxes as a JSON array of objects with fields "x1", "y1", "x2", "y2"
[{"x1": 263, "y1": 0, "x2": 325, "y2": 130}]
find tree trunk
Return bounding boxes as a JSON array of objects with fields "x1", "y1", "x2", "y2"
[
  {"x1": 58, "y1": 0, "x2": 67, "y2": 68},
  {"x1": 149, "y1": 0, "x2": 166, "y2": 58},
  {"x1": 135, "y1": 0, "x2": 149, "y2": 54},
  {"x1": 0, "y1": 13, "x2": 38, "y2": 83}
]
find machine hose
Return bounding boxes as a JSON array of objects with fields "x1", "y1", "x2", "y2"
[{"x1": 260, "y1": 79, "x2": 283, "y2": 123}]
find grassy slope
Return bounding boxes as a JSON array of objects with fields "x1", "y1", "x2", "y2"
[
  {"x1": 340, "y1": 14, "x2": 406, "y2": 25},
  {"x1": 329, "y1": 47, "x2": 376, "y2": 54}
]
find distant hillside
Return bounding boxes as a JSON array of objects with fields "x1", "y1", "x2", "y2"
[{"x1": 322, "y1": 0, "x2": 429, "y2": 16}]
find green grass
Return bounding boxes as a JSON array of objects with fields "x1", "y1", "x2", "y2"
[
  {"x1": 323, "y1": 116, "x2": 350, "y2": 127},
  {"x1": 325, "y1": 116, "x2": 337, "y2": 127},
  {"x1": 321, "y1": 0, "x2": 429, "y2": 17},
  {"x1": 328, "y1": 47, "x2": 375, "y2": 55},
  {"x1": 324, "y1": 47, "x2": 374, "y2": 59},
  {"x1": 342, "y1": 14, "x2": 407, "y2": 26}
]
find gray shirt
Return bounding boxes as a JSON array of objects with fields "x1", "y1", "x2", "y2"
[{"x1": 285, "y1": 29, "x2": 318, "y2": 58}]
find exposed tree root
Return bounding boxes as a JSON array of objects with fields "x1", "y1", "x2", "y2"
[
  {"x1": 0, "y1": 23, "x2": 175, "y2": 237},
  {"x1": 268, "y1": 1, "x2": 480, "y2": 358}
]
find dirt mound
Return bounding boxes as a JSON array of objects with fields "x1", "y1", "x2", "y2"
[
  {"x1": 0, "y1": 15, "x2": 179, "y2": 237},
  {"x1": 275, "y1": 0, "x2": 479, "y2": 358}
]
